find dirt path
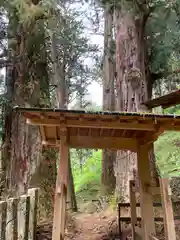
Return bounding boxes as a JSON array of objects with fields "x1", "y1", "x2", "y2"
[{"x1": 36, "y1": 209, "x2": 119, "y2": 240}]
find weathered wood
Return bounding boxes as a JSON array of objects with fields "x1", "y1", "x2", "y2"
[
  {"x1": 52, "y1": 129, "x2": 69, "y2": 240},
  {"x1": 6, "y1": 198, "x2": 18, "y2": 240},
  {"x1": 129, "y1": 180, "x2": 137, "y2": 240},
  {"x1": 160, "y1": 178, "x2": 176, "y2": 240},
  {"x1": 0, "y1": 201, "x2": 7, "y2": 240},
  {"x1": 137, "y1": 144, "x2": 155, "y2": 240},
  {"x1": 17, "y1": 195, "x2": 30, "y2": 240},
  {"x1": 28, "y1": 188, "x2": 39, "y2": 240}
]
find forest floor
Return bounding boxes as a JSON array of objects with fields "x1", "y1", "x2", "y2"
[
  {"x1": 36, "y1": 200, "x2": 180, "y2": 240},
  {"x1": 36, "y1": 208, "x2": 120, "y2": 240}
]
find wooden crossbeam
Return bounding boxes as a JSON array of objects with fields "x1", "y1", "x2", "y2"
[
  {"x1": 26, "y1": 117, "x2": 156, "y2": 131},
  {"x1": 119, "y1": 216, "x2": 180, "y2": 222},
  {"x1": 42, "y1": 136, "x2": 139, "y2": 151},
  {"x1": 118, "y1": 200, "x2": 180, "y2": 207},
  {"x1": 143, "y1": 89, "x2": 180, "y2": 109}
]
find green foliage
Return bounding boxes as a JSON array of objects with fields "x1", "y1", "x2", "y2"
[
  {"x1": 72, "y1": 150, "x2": 101, "y2": 194},
  {"x1": 10, "y1": 0, "x2": 47, "y2": 25},
  {"x1": 47, "y1": 4, "x2": 99, "y2": 104},
  {"x1": 147, "y1": 5, "x2": 179, "y2": 76},
  {"x1": 155, "y1": 131, "x2": 180, "y2": 178}
]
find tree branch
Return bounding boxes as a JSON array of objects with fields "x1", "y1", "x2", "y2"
[{"x1": 151, "y1": 68, "x2": 180, "y2": 84}]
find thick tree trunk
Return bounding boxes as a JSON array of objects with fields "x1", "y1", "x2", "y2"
[
  {"x1": 2, "y1": 4, "x2": 49, "y2": 197},
  {"x1": 51, "y1": 32, "x2": 77, "y2": 211},
  {"x1": 114, "y1": 9, "x2": 159, "y2": 200},
  {"x1": 67, "y1": 154, "x2": 77, "y2": 212},
  {"x1": 101, "y1": 5, "x2": 116, "y2": 195}
]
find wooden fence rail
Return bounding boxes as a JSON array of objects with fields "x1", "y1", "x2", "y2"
[{"x1": 0, "y1": 188, "x2": 38, "y2": 240}]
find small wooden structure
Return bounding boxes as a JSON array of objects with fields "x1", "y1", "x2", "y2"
[
  {"x1": 119, "y1": 180, "x2": 180, "y2": 239},
  {"x1": 143, "y1": 89, "x2": 180, "y2": 109},
  {"x1": 0, "y1": 188, "x2": 38, "y2": 240},
  {"x1": 14, "y1": 107, "x2": 180, "y2": 240}
]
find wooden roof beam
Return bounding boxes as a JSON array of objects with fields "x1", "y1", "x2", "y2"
[
  {"x1": 42, "y1": 136, "x2": 139, "y2": 152},
  {"x1": 143, "y1": 89, "x2": 180, "y2": 109},
  {"x1": 26, "y1": 117, "x2": 156, "y2": 131}
]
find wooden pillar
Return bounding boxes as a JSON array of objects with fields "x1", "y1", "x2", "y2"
[
  {"x1": 129, "y1": 180, "x2": 137, "y2": 240},
  {"x1": 28, "y1": 188, "x2": 39, "y2": 240},
  {"x1": 52, "y1": 128, "x2": 69, "y2": 240},
  {"x1": 137, "y1": 144, "x2": 155, "y2": 240},
  {"x1": 159, "y1": 178, "x2": 176, "y2": 240}
]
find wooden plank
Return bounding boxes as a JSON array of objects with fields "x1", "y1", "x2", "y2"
[
  {"x1": 52, "y1": 129, "x2": 69, "y2": 240},
  {"x1": 160, "y1": 178, "x2": 176, "y2": 240},
  {"x1": 118, "y1": 200, "x2": 180, "y2": 207},
  {"x1": 120, "y1": 216, "x2": 180, "y2": 222},
  {"x1": 6, "y1": 198, "x2": 18, "y2": 240},
  {"x1": 0, "y1": 201, "x2": 7, "y2": 240},
  {"x1": 17, "y1": 195, "x2": 30, "y2": 240},
  {"x1": 129, "y1": 180, "x2": 137, "y2": 240},
  {"x1": 137, "y1": 144, "x2": 155, "y2": 240},
  {"x1": 28, "y1": 188, "x2": 39, "y2": 240},
  {"x1": 42, "y1": 136, "x2": 138, "y2": 151},
  {"x1": 26, "y1": 117, "x2": 156, "y2": 131}
]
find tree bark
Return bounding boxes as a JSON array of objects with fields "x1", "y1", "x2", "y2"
[
  {"x1": 114, "y1": 8, "x2": 159, "y2": 200},
  {"x1": 2, "y1": 4, "x2": 49, "y2": 197},
  {"x1": 67, "y1": 154, "x2": 77, "y2": 212},
  {"x1": 101, "y1": 5, "x2": 116, "y2": 195},
  {"x1": 51, "y1": 32, "x2": 77, "y2": 211}
]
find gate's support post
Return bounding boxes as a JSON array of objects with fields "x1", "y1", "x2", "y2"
[
  {"x1": 137, "y1": 144, "x2": 155, "y2": 240},
  {"x1": 129, "y1": 180, "x2": 137, "y2": 240},
  {"x1": 159, "y1": 178, "x2": 176, "y2": 240},
  {"x1": 52, "y1": 128, "x2": 69, "y2": 240}
]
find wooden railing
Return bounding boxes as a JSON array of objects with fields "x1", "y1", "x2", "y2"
[
  {"x1": 0, "y1": 188, "x2": 38, "y2": 240},
  {"x1": 118, "y1": 179, "x2": 180, "y2": 240}
]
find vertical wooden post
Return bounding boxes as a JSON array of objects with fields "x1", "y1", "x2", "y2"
[
  {"x1": 0, "y1": 201, "x2": 7, "y2": 240},
  {"x1": 6, "y1": 198, "x2": 18, "y2": 240},
  {"x1": 28, "y1": 188, "x2": 39, "y2": 240},
  {"x1": 159, "y1": 178, "x2": 176, "y2": 240},
  {"x1": 52, "y1": 128, "x2": 69, "y2": 240},
  {"x1": 129, "y1": 180, "x2": 137, "y2": 240},
  {"x1": 137, "y1": 144, "x2": 155, "y2": 240},
  {"x1": 17, "y1": 194, "x2": 30, "y2": 240}
]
